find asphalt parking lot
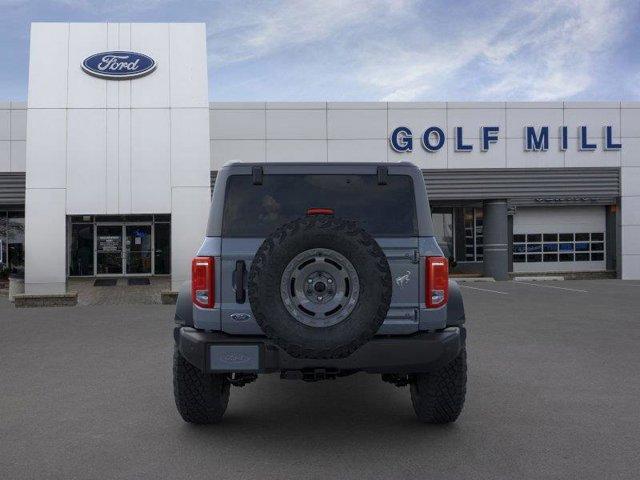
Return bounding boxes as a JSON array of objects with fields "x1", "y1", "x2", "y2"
[{"x1": 1, "y1": 279, "x2": 639, "y2": 480}]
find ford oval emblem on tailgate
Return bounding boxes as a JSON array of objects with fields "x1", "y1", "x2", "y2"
[{"x1": 82, "y1": 51, "x2": 156, "y2": 80}]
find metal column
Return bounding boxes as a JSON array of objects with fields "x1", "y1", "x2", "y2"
[{"x1": 483, "y1": 200, "x2": 509, "y2": 280}]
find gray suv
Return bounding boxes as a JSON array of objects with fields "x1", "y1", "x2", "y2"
[{"x1": 173, "y1": 162, "x2": 467, "y2": 424}]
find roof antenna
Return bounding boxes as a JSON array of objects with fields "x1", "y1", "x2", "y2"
[{"x1": 377, "y1": 166, "x2": 388, "y2": 185}]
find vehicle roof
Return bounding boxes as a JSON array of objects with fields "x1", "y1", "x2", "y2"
[{"x1": 223, "y1": 161, "x2": 417, "y2": 167}]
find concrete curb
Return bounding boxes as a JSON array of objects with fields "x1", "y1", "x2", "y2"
[
  {"x1": 14, "y1": 292, "x2": 78, "y2": 308},
  {"x1": 514, "y1": 276, "x2": 565, "y2": 282},
  {"x1": 160, "y1": 291, "x2": 178, "y2": 305},
  {"x1": 453, "y1": 277, "x2": 496, "y2": 283}
]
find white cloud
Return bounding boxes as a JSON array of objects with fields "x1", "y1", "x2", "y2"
[
  {"x1": 207, "y1": 0, "x2": 630, "y2": 101},
  {"x1": 208, "y1": 0, "x2": 412, "y2": 66},
  {"x1": 358, "y1": 0, "x2": 627, "y2": 101},
  {"x1": 34, "y1": 0, "x2": 173, "y2": 12},
  {"x1": 479, "y1": 0, "x2": 625, "y2": 100}
]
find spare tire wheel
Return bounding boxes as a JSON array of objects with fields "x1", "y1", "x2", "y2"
[{"x1": 248, "y1": 215, "x2": 392, "y2": 359}]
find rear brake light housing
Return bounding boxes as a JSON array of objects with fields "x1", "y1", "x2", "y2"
[
  {"x1": 192, "y1": 256, "x2": 215, "y2": 308},
  {"x1": 426, "y1": 256, "x2": 448, "y2": 308},
  {"x1": 307, "y1": 207, "x2": 335, "y2": 216}
]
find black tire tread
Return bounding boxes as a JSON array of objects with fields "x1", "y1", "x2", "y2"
[
  {"x1": 173, "y1": 346, "x2": 230, "y2": 424},
  {"x1": 410, "y1": 348, "x2": 467, "y2": 424},
  {"x1": 248, "y1": 215, "x2": 392, "y2": 359}
]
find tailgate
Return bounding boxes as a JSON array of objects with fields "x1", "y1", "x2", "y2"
[
  {"x1": 219, "y1": 237, "x2": 422, "y2": 335},
  {"x1": 375, "y1": 237, "x2": 421, "y2": 335}
]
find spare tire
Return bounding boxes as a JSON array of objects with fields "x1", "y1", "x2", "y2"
[{"x1": 248, "y1": 215, "x2": 392, "y2": 359}]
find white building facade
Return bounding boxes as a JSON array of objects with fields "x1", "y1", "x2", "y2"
[
  {"x1": 22, "y1": 22, "x2": 210, "y2": 293},
  {"x1": 1, "y1": 22, "x2": 639, "y2": 294}
]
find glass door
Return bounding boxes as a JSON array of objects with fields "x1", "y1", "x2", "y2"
[
  {"x1": 153, "y1": 222, "x2": 171, "y2": 274},
  {"x1": 96, "y1": 225, "x2": 123, "y2": 275},
  {"x1": 125, "y1": 225, "x2": 152, "y2": 275}
]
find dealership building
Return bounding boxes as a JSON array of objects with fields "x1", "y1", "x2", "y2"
[{"x1": 1, "y1": 22, "x2": 640, "y2": 296}]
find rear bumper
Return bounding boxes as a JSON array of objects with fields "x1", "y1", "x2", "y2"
[{"x1": 175, "y1": 326, "x2": 465, "y2": 375}]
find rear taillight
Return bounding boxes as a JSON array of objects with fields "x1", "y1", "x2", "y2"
[
  {"x1": 192, "y1": 256, "x2": 215, "y2": 308},
  {"x1": 426, "y1": 256, "x2": 448, "y2": 308}
]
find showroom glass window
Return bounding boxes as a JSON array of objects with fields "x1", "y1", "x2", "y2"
[
  {"x1": 0, "y1": 211, "x2": 25, "y2": 275},
  {"x1": 0, "y1": 212, "x2": 6, "y2": 273},
  {"x1": 430, "y1": 207, "x2": 483, "y2": 264},
  {"x1": 431, "y1": 208, "x2": 454, "y2": 259},
  {"x1": 463, "y1": 208, "x2": 483, "y2": 262},
  {"x1": 68, "y1": 214, "x2": 171, "y2": 276},
  {"x1": 154, "y1": 215, "x2": 171, "y2": 275},
  {"x1": 69, "y1": 217, "x2": 95, "y2": 276}
]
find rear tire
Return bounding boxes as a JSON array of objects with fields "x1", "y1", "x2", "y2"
[
  {"x1": 410, "y1": 348, "x2": 467, "y2": 424},
  {"x1": 173, "y1": 346, "x2": 230, "y2": 424}
]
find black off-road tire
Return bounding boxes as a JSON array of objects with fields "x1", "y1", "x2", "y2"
[
  {"x1": 173, "y1": 346, "x2": 230, "y2": 424},
  {"x1": 248, "y1": 215, "x2": 392, "y2": 359},
  {"x1": 410, "y1": 347, "x2": 467, "y2": 424}
]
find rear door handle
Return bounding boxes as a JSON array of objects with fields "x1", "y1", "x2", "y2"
[{"x1": 232, "y1": 260, "x2": 246, "y2": 303}]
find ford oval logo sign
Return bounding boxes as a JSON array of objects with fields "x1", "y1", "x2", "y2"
[{"x1": 82, "y1": 51, "x2": 156, "y2": 80}]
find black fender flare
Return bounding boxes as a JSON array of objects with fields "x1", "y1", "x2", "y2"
[
  {"x1": 174, "y1": 281, "x2": 194, "y2": 328},
  {"x1": 447, "y1": 280, "x2": 465, "y2": 327}
]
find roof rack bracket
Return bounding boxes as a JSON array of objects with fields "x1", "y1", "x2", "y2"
[
  {"x1": 252, "y1": 166, "x2": 263, "y2": 185},
  {"x1": 377, "y1": 166, "x2": 388, "y2": 185}
]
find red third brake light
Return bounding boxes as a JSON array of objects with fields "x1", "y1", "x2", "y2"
[
  {"x1": 307, "y1": 208, "x2": 334, "y2": 216},
  {"x1": 192, "y1": 256, "x2": 215, "y2": 308},
  {"x1": 426, "y1": 256, "x2": 449, "y2": 308}
]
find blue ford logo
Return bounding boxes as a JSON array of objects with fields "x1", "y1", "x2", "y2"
[{"x1": 82, "y1": 51, "x2": 156, "y2": 80}]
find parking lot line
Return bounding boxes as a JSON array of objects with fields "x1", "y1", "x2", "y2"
[
  {"x1": 514, "y1": 281, "x2": 588, "y2": 293},
  {"x1": 459, "y1": 284, "x2": 509, "y2": 295}
]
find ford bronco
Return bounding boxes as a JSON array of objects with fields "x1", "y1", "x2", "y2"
[{"x1": 173, "y1": 162, "x2": 467, "y2": 424}]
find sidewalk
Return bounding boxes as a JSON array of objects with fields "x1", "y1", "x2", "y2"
[{"x1": 68, "y1": 277, "x2": 171, "y2": 306}]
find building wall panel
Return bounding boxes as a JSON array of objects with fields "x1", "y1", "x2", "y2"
[
  {"x1": 27, "y1": 23, "x2": 68, "y2": 108},
  {"x1": 25, "y1": 109, "x2": 67, "y2": 189},
  {"x1": 67, "y1": 23, "x2": 108, "y2": 109},
  {"x1": 130, "y1": 23, "x2": 171, "y2": 109},
  {"x1": 171, "y1": 108, "x2": 211, "y2": 187},
  {"x1": 266, "y1": 109, "x2": 326, "y2": 140},
  {"x1": 169, "y1": 23, "x2": 209, "y2": 108},
  {"x1": 66, "y1": 109, "x2": 107, "y2": 214},
  {"x1": 130, "y1": 108, "x2": 171, "y2": 213},
  {"x1": 25, "y1": 188, "x2": 66, "y2": 293},
  {"x1": 210, "y1": 139, "x2": 265, "y2": 169},
  {"x1": 0, "y1": 109, "x2": 10, "y2": 141},
  {"x1": 0, "y1": 141, "x2": 9, "y2": 171},
  {"x1": 210, "y1": 109, "x2": 265, "y2": 140}
]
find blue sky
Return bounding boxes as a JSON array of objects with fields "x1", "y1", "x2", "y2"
[{"x1": 1, "y1": 0, "x2": 639, "y2": 101}]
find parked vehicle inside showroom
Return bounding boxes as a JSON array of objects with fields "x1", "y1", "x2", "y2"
[{"x1": 173, "y1": 162, "x2": 467, "y2": 424}]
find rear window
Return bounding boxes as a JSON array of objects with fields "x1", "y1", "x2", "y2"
[{"x1": 222, "y1": 174, "x2": 417, "y2": 237}]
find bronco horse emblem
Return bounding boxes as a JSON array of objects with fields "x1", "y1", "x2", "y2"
[{"x1": 395, "y1": 270, "x2": 411, "y2": 288}]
